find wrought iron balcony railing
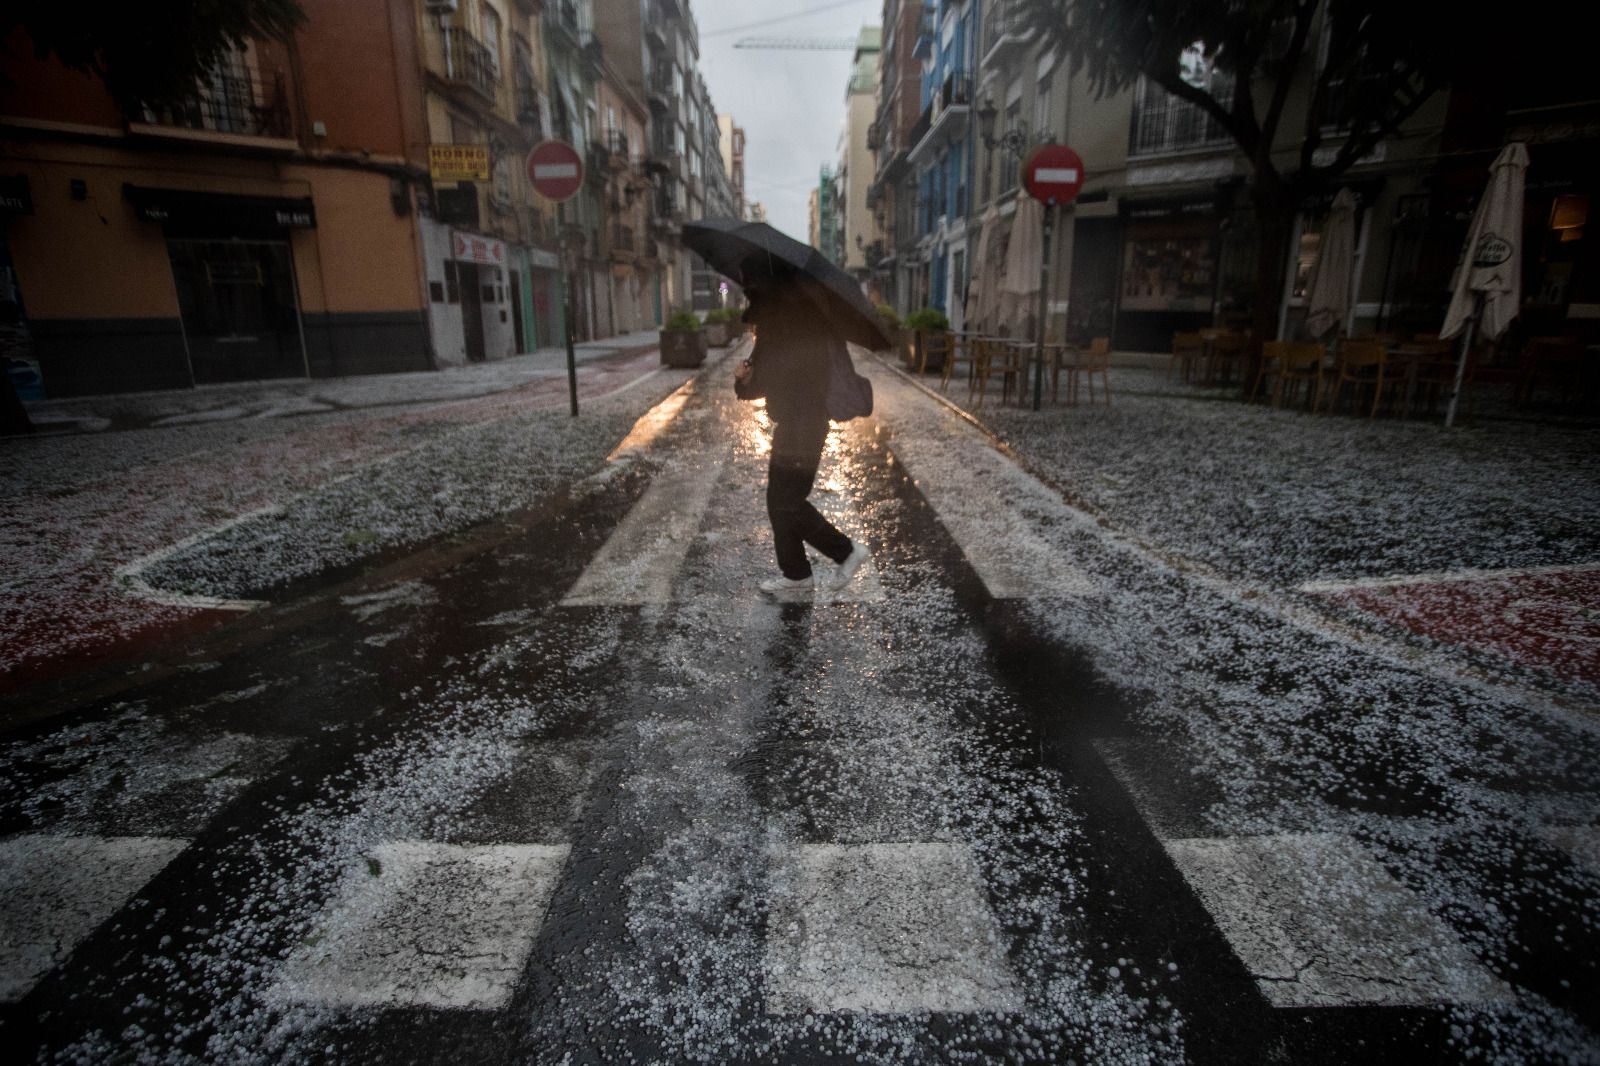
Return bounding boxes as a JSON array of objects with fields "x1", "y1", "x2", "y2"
[
  {"x1": 442, "y1": 27, "x2": 498, "y2": 100},
  {"x1": 140, "y1": 62, "x2": 292, "y2": 139}
]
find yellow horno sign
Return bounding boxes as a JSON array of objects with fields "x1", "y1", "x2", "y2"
[{"x1": 429, "y1": 144, "x2": 490, "y2": 182}]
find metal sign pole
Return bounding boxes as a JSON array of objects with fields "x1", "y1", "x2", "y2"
[
  {"x1": 1033, "y1": 200, "x2": 1055, "y2": 411},
  {"x1": 559, "y1": 201, "x2": 579, "y2": 417}
]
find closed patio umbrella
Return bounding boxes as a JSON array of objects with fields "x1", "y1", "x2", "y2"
[
  {"x1": 964, "y1": 204, "x2": 1001, "y2": 334},
  {"x1": 998, "y1": 195, "x2": 1044, "y2": 338},
  {"x1": 1440, "y1": 142, "x2": 1528, "y2": 425},
  {"x1": 1305, "y1": 188, "x2": 1358, "y2": 340}
]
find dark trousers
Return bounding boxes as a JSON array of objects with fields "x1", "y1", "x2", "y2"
[{"x1": 767, "y1": 418, "x2": 852, "y2": 579}]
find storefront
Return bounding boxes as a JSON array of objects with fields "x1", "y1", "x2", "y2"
[
  {"x1": 125, "y1": 186, "x2": 315, "y2": 385},
  {"x1": 1113, "y1": 196, "x2": 1220, "y2": 351}
]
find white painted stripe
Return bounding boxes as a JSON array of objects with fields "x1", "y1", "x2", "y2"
[
  {"x1": 765, "y1": 842, "x2": 1022, "y2": 1015},
  {"x1": 1034, "y1": 167, "x2": 1079, "y2": 184},
  {"x1": 1165, "y1": 834, "x2": 1513, "y2": 1008},
  {"x1": 0, "y1": 835, "x2": 189, "y2": 1002},
  {"x1": 867, "y1": 365, "x2": 1095, "y2": 600},
  {"x1": 532, "y1": 163, "x2": 578, "y2": 180},
  {"x1": 608, "y1": 378, "x2": 698, "y2": 461},
  {"x1": 115, "y1": 505, "x2": 280, "y2": 611},
  {"x1": 271, "y1": 841, "x2": 569, "y2": 1010},
  {"x1": 562, "y1": 458, "x2": 728, "y2": 605},
  {"x1": 1298, "y1": 561, "x2": 1600, "y2": 594}
]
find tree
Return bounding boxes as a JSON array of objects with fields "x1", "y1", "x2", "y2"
[
  {"x1": 0, "y1": 1, "x2": 305, "y2": 433},
  {"x1": 1020, "y1": 0, "x2": 1474, "y2": 373},
  {"x1": 3, "y1": 1, "x2": 305, "y2": 114}
]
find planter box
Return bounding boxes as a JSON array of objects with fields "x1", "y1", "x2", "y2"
[
  {"x1": 660, "y1": 329, "x2": 707, "y2": 368},
  {"x1": 704, "y1": 321, "x2": 734, "y2": 347}
]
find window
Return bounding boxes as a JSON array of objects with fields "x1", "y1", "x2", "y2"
[
  {"x1": 1034, "y1": 76, "x2": 1051, "y2": 140},
  {"x1": 1001, "y1": 101, "x2": 1022, "y2": 191},
  {"x1": 481, "y1": 5, "x2": 502, "y2": 75},
  {"x1": 1129, "y1": 44, "x2": 1232, "y2": 155}
]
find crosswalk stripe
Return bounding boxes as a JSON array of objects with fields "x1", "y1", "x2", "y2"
[
  {"x1": 270, "y1": 841, "x2": 570, "y2": 1011},
  {"x1": 764, "y1": 842, "x2": 1022, "y2": 1015},
  {"x1": 561, "y1": 459, "x2": 729, "y2": 605},
  {"x1": 1095, "y1": 742, "x2": 1514, "y2": 1009},
  {"x1": 0, "y1": 834, "x2": 189, "y2": 1002},
  {"x1": 866, "y1": 366, "x2": 1094, "y2": 600}
]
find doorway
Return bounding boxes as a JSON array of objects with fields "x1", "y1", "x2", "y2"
[
  {"x1": 167, "y1": 239, "x2": 306, "y2": 383},
  {"x1": 457, "y1": 260, "x2": 486, "y2": 362}
]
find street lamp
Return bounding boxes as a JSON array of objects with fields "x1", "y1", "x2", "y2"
[{"x1": 977, "y1": 97, "x2": 1030, "y2": 157}]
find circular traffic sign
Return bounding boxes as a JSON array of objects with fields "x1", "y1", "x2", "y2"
[
  {"x1": 527, "y1": 140, "x2": 583, "y2": 202},
  {"x1": 1023, "y1": 144, "x2": 1085, "y2": 205}
]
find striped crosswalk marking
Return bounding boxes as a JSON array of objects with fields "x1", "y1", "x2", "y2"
[
  {"x1": 866, "y1": 365, "x2": 1093, "y2": 600},
  {"x1": 1096, "y1": 740, "x2": 1513, "y2": 1009},
  {"x1": 0, "y1": 834, "x2": 189, "y2": 1002},
  {"x1": 765, "y1": 842, "x2": 1022, "y2": 1015},
  {"x1": 1164, "y1": 834, "x2": 1513, "y2": 1008},
  {"x1": 562, "y1": 459, "x2": 729, "y2": 605},
  {"x1": 271, "y1": 841, "x2": 569, "y2": 1010}
]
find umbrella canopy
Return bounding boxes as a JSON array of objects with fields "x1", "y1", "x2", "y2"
[
  {"x1": 1305, "y1": 188, "x2": 1359, "y2": 339},
  {"x1": 998, "y1": 195, "x2": 1044, "y2": 338},
  {"x1": 964, "y1": 204, "x2": 1001, "y2": 335},
  {"x1": 1441, "y1": 142, "x2": 1528, "y2": 342},
  {"x1": 681, "y1": 217, "x2": 893, "y2": 350}
]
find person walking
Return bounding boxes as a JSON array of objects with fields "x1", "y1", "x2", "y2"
[{"x1": 733, "y1": 265, "x2": 871, "y2": 598}]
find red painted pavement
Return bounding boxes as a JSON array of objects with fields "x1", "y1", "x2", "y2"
[{"x1": 1315, "y1": 569, "x2": 1600, "y2": 687}]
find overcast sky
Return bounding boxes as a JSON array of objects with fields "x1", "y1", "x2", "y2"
[{"x1": 692, "y1": 0, "x2": 882, "y2": 241}]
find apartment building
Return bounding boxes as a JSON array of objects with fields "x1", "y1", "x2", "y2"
[
  {"x1": 836, "y1": 29, "x2": 883, "y2": 285},
  {"x1": 868, "y1": 0, "x2": 1600, "y2": 354},
  {"x1": 1, "y1": 0, "x2": 436, "y2": 396}
]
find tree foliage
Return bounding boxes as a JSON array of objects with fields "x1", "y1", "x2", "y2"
[
  {"x1": 1020, "y1": 0, "x2": 1472, "y2": 196},
  {"x1": 3, "y1": 0, "x2": 306, "y2": 113}
]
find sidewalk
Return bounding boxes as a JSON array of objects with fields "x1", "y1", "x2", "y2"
[{"x1": 18, "y1": 329, "x2": 664, "y2": 435}]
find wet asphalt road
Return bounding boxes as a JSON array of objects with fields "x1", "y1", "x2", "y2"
[{"x1": 2, "y1": 357, "x2": 1596, "y2": 1064}]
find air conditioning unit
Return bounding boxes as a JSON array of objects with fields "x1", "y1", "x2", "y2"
[{"x1": 424, "y1": 0, "x2": 458, "y2": 13}]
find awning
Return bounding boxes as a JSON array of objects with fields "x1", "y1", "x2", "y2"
[{"x1": 123, "y1": 185, "x2": 317, "y2": 231}]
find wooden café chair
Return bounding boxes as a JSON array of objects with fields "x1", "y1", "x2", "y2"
[
  {"x1": 972, "y1": 338, "x2": 1026, "y2": 406},
  {"x1": 1322, "y1": 338, "x2": 1394, "y2": 417},
  {"x1": 1169, "y1": 331, "x2": 1204, "y2": 383},
  {"x1": 1250, "y1": 340, "x2": 1289, "y2": 402},
  {"x1": 916, "y1": 330, "x2": 953, "y2": 376},
  {"x1": 940, "y1": 332, "x2": 983, "y2": 394},
  {"x1": 1063, "y1": 336, "x2": 1112, "y2": 405},
  {"x1": 1274, "y1": 341, "x2": 1327, "y2": 409}
]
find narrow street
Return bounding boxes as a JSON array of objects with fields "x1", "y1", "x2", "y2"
[{"x1": 2, "y1": 350, "x2": 1597, "y2": 1064}]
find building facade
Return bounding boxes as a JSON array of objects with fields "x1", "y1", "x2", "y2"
[
  {"x1": 865, "y1": 0, "x2": 1593, "y2": 355},
  {"x1": 837, "y1": 29, "x2": 883, "y2": 285}
]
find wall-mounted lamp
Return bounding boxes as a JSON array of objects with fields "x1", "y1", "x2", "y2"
[{"x1": 976, "y1": 98, "x2": 1031, "y2": 158}]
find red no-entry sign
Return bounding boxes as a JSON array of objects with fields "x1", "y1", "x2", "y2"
[
  {"x1": 527, "y1": 140, "x2": 583, "y2": 202},
  {"x1": 1023, "y1": 144, "x2": 1085, "y2": 205}
]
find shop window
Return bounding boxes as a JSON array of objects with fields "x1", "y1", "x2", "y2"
[
  {"x1": 1121, "y1": 235, "x2": 1216, "y2": 312},
  {"x1": 444, "y1": 261, "x2": 461, "y2": 304}
]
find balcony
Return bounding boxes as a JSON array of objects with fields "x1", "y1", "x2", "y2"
[
  {"x1": 906, "y1": 72, "x2": 971, "y2": 166},
  {"x1": 605, "y1": 128, "x2": 630, "y2": 167},
  {"x1": 135, "y1": 61, "x2": 294, "y2": 145},
  {"x1": 866, "y1": 122, "x2": 882, "y2": 151},
  {"x1": 911, "y1": 11, "x2": 934, "y2": 59},
  {"x1": 980, "y1": 1, "x2": 1035, "y2": 74},
  {"x1": 611, "y1": 224, "x2": 637, "y2": 259},
  {"x1": 440, "y1": 27, "x2": 498, "y2": 102},
  {"x1": 647, "y1": 64, "x2": 675, "y2": 109},
  {"x1": 1128, "y1": 75, "x2": 1233, "y2": 157},
  {"x1": 515, "y1": 83, "x2": 542, "y2": 132}
]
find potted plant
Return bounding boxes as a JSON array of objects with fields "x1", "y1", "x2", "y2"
[
  {"x1": 660, "y1": 310, "x2": 707, "y2": 367},
  {"x1": 904, "y1": 307, "x2": 951, "y2": 373},
  {"x1": 703, "y1": 308, "x2": 738, "y2": 347},
  {"x1": 876, "y1": 305, "x2": 902, "y2": 356}
]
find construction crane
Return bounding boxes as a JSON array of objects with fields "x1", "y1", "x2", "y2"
[{"x1": 733, "y1": 37, "x2": 857, "y2": 50}]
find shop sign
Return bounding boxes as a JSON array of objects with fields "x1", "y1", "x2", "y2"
[
  {"x1": 430, "y1": 144, "x2": 491, "y2": 182},
  {"x1": 0, "y1": 174, "x2": 32, "y2": 215},
  {"x1": 452, "y1": 231, "x2": 506, "y2": 266},
  {"x1": 527, "y1": 248, "x2": 560, "y2": 269}
]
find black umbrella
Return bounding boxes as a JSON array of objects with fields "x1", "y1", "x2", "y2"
[{"x1": 681, "y1": 217, "x2": 892, "y2": 351}]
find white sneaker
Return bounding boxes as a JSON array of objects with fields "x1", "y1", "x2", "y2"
[
  {"x1": 759, "y1": 574, "x2": 814, "y2": 597},
  {"x1": 825, "y1": 543, "x2": 871, "y2": 591}
]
